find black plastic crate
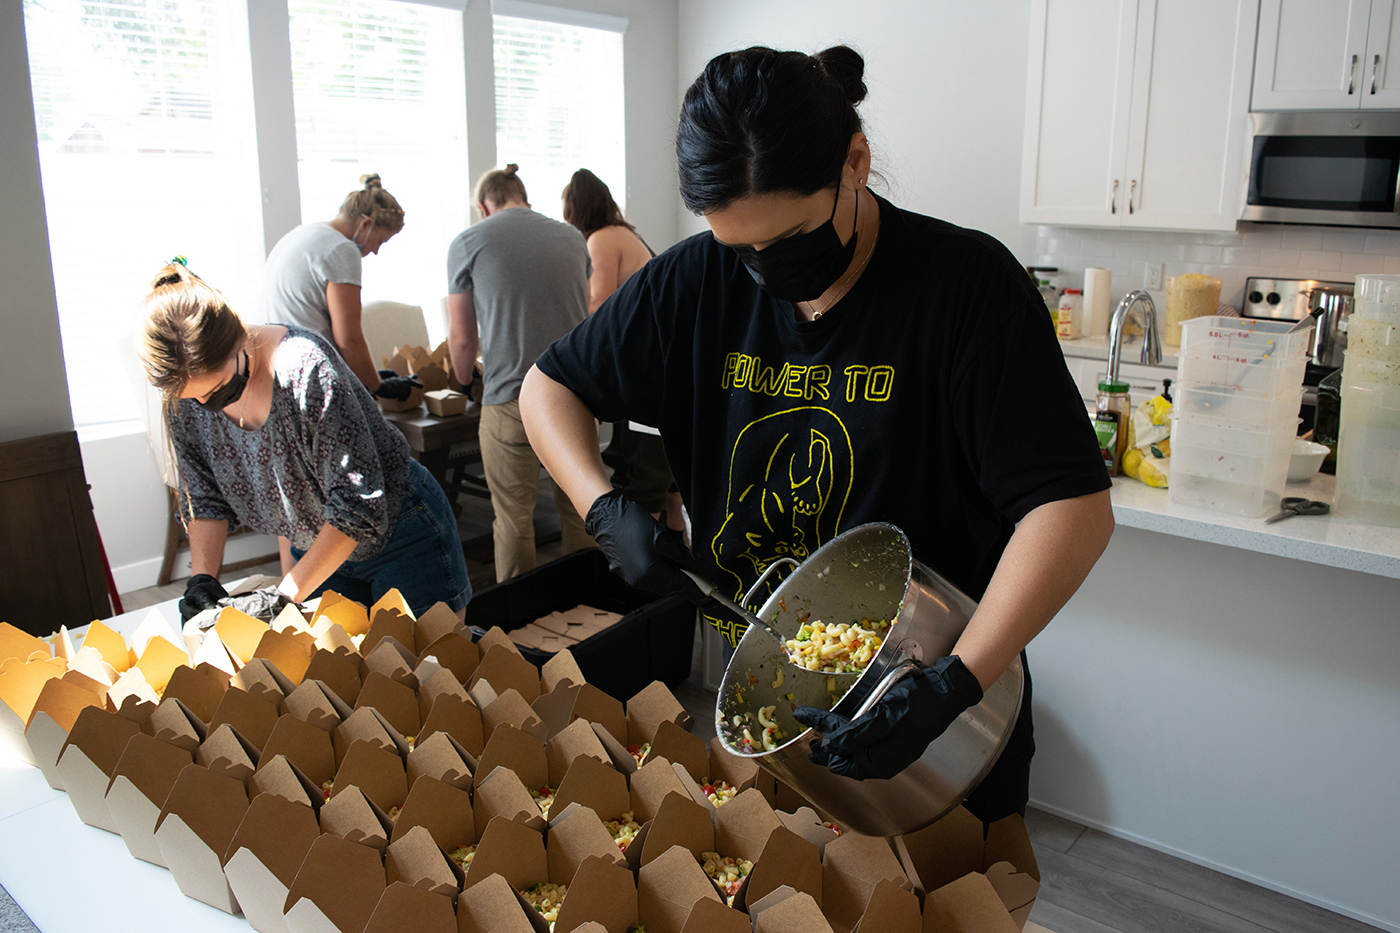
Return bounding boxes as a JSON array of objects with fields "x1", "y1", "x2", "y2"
[{"x1": 465, "y1": 548, "x2": 696, "y2": 701}]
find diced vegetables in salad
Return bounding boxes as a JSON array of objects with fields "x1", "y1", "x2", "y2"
[
  {"x1": 530, "y1": 786, "x2": 556, "y2": 819},
  {"x1": 700, "y1": 779, "x2": 739, "y2": 807},
  {"x1": 626, "y1": 742, "x2": 651, "y2": 767}
]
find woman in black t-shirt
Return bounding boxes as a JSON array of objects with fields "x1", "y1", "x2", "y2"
[{"x1": 519, "y1": 45, "x2": 1114, "y2": 823}]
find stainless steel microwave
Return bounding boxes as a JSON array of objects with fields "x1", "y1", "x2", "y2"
[{"x1": 1243, "y1": 111, "x2": 1400, "y2": 228}]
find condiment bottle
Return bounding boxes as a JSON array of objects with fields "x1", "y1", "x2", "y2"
[
  {"x1": 1094, "y1": 381, "x2": 1131, "y2": 476},
  {"x1": 1057, "y1": 288, "x2": 1082, "y2": 340}
]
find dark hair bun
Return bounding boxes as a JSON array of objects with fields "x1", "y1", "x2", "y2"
[
  {"x1": 504, "y1": 163, "x2": 519, "y2": 176},
  {"x1": 360, "y1": 173, "x2": 383, "y2": 189},
  {"x1": 814, "y1": 46, "x2": 867, "y2": 106}
]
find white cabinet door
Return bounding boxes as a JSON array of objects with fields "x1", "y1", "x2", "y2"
[
  {"x1": 1361, "y1": 0, "x2": 1400, "y2": 106},
  {"x1": 1122, "y1": 0, "x2": 1257, "y2": 231},
  {"x1": 1019, "y1": 0, "x2": 1138, "y2": 226},
  {"x1": 1253, "y1": 0, "x2": 1372, "y2": 109}
]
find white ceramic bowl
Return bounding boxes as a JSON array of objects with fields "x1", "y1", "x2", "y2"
[{"x1": 1288, "y1": 439, "x2": 1330, "y2": 481}]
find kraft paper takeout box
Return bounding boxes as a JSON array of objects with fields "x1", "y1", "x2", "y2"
[
  {"x1": 252, "y1": 628, "x2": 317, "y2": 686},
  {"x1": 56, "y1": 703, "x2": 142, "y2": 832},
  {"x1": 544, "y1": 717, "x2": 610, "y2": 787},
  {"x1": 390, "y1": 774, "x2": 475, "y2": 854},
  {"x1": 819, "y1": 828, "x2": 916, "y2": 933},
  {"x1": 284, "y1": 832, "x2": 387, "y2": 933},
  {"x1": 363, "y1": 636, "x2": 419, "y2": 690},
  {"x1": 709, "y1": 788, "x2": 822, "y2": 912},
  {"x1": 631, "y1": 790, "x2": 714, "y2": 871},
  {"x1": 375, "y1": 384, "x2": 426, "y2": 412},
  {"x1": 419, "y1": 692, "x2": 485, "y2": 759},
  {"x1": 284, "y1": 678, "x2": 356, "y2": 734},
  {"x1": 425, "y1": 389, "x2": 468, "y2": 417},
  {"x1": 154, "y1": 761, "x2": 251, "y2": 913},
  {"x1": 553, "y1": 854, "x2": 640, "y2": 932},
  {"x1": 469, "y1": 644, "x2": 543, "y2": 704},
  {"x1": 474, "y1": 721, "x2": 547, "y2": 791},
  {"x1": 629, "y1": 757, "x2": 694, "y2": 824},
  {"x1": 678, "y1": 897, "x2": 751, "y2": 933},
  {"x1": 412, "y1": 601, "x2": 466, "y2": 655},
  {"x1": 473, "y1": 766, "x2": 547, "y2": 836},
  {"x1": 406, "y1": 729, "x2": 476, "y2": 791},
  {"x1": 366, "y1": 881, "x2": 456, "y2": 933},
  {"x1": 749, "y1": 887, "x2": 834, "y2": 933},
  {"x1": 250, "y1": 753, "x2": 324, "y2": 809},
  {"x1": 208, "y1": 681, "x2": 280, "y2": 752},
  {"x1": 329, "y1": 737, "x2": 408, "y2": 814},
  {"x1": 546, "y1": 803, "x2": 628, "y2": 884},
  {"x1": 456, "y1": 872, "x2": 548, "y2": 933},
  {"x1": 550, "y1": 753, "x2": 630, "y2": 832},
  {"x1": 533, "y1": 681, "x2": 627, "y2": 747},
  {"x1": 23, "y1": 674, "x2": 104, "y2": 787},
  {"x1": 334, "y1": 706, "x2": 409, "y2": 766},
  {"x1": 637, "y1": 843, "x2": 727, "y2": 933},
  {"x1": 651, "y1": 719, "x2": 709, "y2": 783},
  {"x1": 234, "y1": 657, "x2": 297, "y2": 703},
  {"x1": 163, "y1": 663, "x2": 230, "y2": 724},
  {"x1": 320, "y1": 785, "x2": 393, "y2": 854},
  {"x1": 145, "y1": 695, "x2": 208, "y2": 753},
  {"x1": 539, "y1": 647, "x2": 587, "y2": 694},
  {"x1": 0, "y1": 651, "x2": 67, "y2": 765},
  {"x1": 775, "y1": 807, "x2": 841, "y2": 858},
  {"x1": 356, "y1": 670, "x2": 421, "y2": 740},
  {"x1": 461, "y1": 814, "x2": 546, "y2": 893},
  {"x1": 626, "y1": 681, "x2": 693, "y2": 748},
  {"x1": 418, "y1": 632, "x2": 481, "y2": 686},
  {"x1": 417, "y1": 668, "x2": 472, "y2": 729},
  {"x1": 894, "y1": 806, "x2": 1042, "y2": 929},
  {"x1": 472, "y1": 684, "x2": 547, "y2": 743},
  {"x1": 105, "y1": 731, "x2": 195, "y2": 865},
  {"x1": 260, "y1": 713, "x2": 336, "y2": 789},
  {"x1": 303, "y1": 650, "x2": 363, "y2": 706},
  {"x1": 225, "y1": 792, "x2": 322, "y2": 933},
  {"x1": 198, "y1": 722, "x2": 262, "y2": 785},
  {"x1": 386, "y1": 824, "x2": 459, "y2": 898}
]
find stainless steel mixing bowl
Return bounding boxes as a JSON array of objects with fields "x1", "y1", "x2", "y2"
[{"x1": 715, "y1": 522, "x2": 1023, "y2": 837}]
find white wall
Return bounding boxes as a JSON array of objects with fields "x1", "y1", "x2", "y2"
[
  {"x1": 676, "y1": 0, "x2": 1037, "y2": 260},
  {"x1": 0, "y1": 1, "x2": 72, "y2": 444}
]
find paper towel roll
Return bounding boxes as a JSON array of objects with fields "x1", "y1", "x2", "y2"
[{"x1": 1083, "y1": 268, "x2": 1113, "y2": 338}]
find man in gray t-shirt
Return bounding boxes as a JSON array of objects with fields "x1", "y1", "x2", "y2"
[{"x1": 446, "y1": 168, "x2": 594, "y2": 581}]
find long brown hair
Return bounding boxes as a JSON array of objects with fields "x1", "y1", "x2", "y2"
[
  {"x1": 561, "y1": 168, "x2": 635, "y2": 240},
  {"x1": 137, "y1": 260, "x2": 247, "y2": 523},
  {"x1": 336, "y1": 173, "x2": 406, "y2": 233}
]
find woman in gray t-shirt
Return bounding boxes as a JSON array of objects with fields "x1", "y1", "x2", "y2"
[
  {"x1": 139, "y1": 260, "x2": 470, "y2": 622},
  {"x1": 261, "y1": 174, "x2": 419, "y2": 402}
]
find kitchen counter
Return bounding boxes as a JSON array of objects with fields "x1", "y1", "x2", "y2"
[{"x1": 1108, "y1": 472, "x2": 1400, "y2": 579}]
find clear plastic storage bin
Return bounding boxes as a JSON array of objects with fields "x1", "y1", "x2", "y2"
[
  {"x1": 1176, "y1": 351, "x2": 1308, "y2": 400},
  {"x1": 1169, "y1": 416, "x2": 1294, "y2": 517},
  {"x1": 1172, "y1": 384, "x2": 1303, "y2": 428},
  {"x1": 1177, "y1": 317, "x2": 1313, "y2": 362}
]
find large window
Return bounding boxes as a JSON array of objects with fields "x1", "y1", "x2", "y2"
[
  {"x1": 493, "y1": 11, "x2": 624, "y2": 222},
  {"x1": 24, "y1": 0, "x2": 264, "y2": 427},
  {"x1": 289, "y1": 0, "x2": 469, "y2": 331}
]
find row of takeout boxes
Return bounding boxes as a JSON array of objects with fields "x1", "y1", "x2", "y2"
[{"x1": 0, "y1": 590, "x2": 1041, "y2": 933}]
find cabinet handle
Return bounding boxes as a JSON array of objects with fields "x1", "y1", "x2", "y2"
[
  {"x1": 1111, "y1": 179, "x2": 1119, "y2": 215},
  {"x1": 1129, "y1": 179, "x2": 1137, "y2": 214},
  {"x1": 1349, "y1": 54, "x2": 1359, "y2": 94},
  {"x1": 1372, "y1": 54, "x2": 1381, "y2": 95}
]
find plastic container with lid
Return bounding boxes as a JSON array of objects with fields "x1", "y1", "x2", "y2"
[
  {"x1": 1168, "y1": 416, "x2": 1295, "y2": 517},
  {"x1": 1334, "y1": 278, "x2": 1400, "y2": 525},
  {"x1": 1094, "y1": 381, "x2": 1130, "y2": 477}
]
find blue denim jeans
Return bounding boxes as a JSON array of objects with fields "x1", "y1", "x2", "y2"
[{"x1": 293, "y1": 459, "x2": 471, "y2": 615}]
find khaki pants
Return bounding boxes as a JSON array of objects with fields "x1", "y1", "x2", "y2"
[{"x1": 479, "y1": 398, "x2": 594, "y2": 582}]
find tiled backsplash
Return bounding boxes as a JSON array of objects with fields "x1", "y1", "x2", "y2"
[{"x1": 1033, "y1": 224, "x2": 1400, "y2": 311}]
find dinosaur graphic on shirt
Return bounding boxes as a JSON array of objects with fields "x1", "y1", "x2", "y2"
[{"x1": 709, "y1": 408, "x2": 853, "y2": 620}]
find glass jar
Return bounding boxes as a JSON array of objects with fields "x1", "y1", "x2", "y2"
[{"x1": 1094, "y1": 381, "x2": 1131, "y2": 477}]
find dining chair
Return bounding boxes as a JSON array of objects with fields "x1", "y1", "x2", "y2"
[{"x1": 362, "y1": 300, "x2": 431, "y2": 368}]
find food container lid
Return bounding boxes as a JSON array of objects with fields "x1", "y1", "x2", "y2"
[
  {"x1": 1098, "y1": 381, "x2": 1131, "y2": 393},
  {"x1": 1064, "y1": 288, "x2": 1082, "y2": 295}
]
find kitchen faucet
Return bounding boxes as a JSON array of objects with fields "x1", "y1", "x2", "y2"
[{"x1": 1107, "y1": 289, "x2": 1163, "y2": 384}]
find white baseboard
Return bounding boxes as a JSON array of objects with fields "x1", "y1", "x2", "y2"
[
  {"x1": 1027, "y1": 797, "x2": 1399, "y2": 933},
  {"x1": 111, "y1": 533, "x2": 280, "y2": 594}
]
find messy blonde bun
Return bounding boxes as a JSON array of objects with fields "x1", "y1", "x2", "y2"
[{"x1": 335, "y1": 173, "x2": 406, "y2": 233}]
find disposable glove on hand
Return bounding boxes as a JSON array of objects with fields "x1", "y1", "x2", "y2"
[
  {"x1": 584, "y1": 488, "x2": 705, "y2": 603},
  {"x1": 374, "y1": 371, "x2": 423, "y2": 401},
  {"x1": 178, "y1": 573, "x2": 228, "y2": 623},
  {"x1": 792, "y1": 655, "x2": 984, "y2": 781}
]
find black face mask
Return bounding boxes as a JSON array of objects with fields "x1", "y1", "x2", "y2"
[
  {"x1": 731, "y1": 176, "x2": 858, "y2": 303},
  {"x1": 198, "y1": 350, "x2": 249, "y2": 411}
]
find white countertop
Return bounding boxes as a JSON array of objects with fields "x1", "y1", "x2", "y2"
[
  {"x1": 1108, "y1": 472, "x2": 1400, "y2": 580},
  {"x1": 1057, "y1": 334, "x2": 1180, "y2": 369}
]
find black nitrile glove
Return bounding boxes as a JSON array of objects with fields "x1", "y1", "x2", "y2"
[
  {"x1": 585, "y1": 488, "x2": 705, "y2": 603},
  {"x1": 179, "y1": 573, "x2": 228, "y2": 623},
  {"x1": 793, "y1": 655, "x2": 984, "y2": 780},
  {"x1": 374, "y1": 371, "x2": 423, "y2": 401}
]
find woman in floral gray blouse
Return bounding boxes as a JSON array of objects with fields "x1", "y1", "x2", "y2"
[{"x1": 138, "y1": 260, "x2": 471, "y2": 621}]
